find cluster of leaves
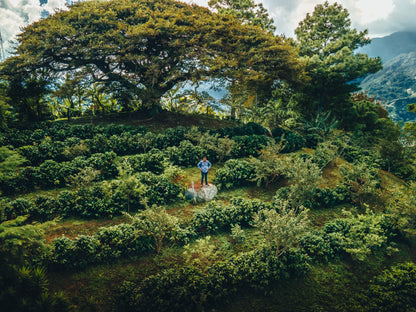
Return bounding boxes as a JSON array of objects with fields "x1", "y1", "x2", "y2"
[
  {"x1": 385, "y1": 182, "x2": 416, "y2": 237},
  {"x1": 366, "y1": 262, "x2": 416, "y2": 312},
  {"x1": 320, "y1": 210, "x2": 395, "y2": 262},
  {"x1": 0, "y1": 216, "x2": 71, "y2": 311},
  {"x1": 0, "y1": 151, "x2": 118, "y2": 195},
  {"x1": 340, "y1": 161, "x2": 381, "y2": 207},
  {"x1": 253, "y1": 201, "x2": 310, "y2": 257},
  {"x1": 1, "y1": 168, "x2": 184, "y2": 222},
  {"x1": 213, "y1": 159, "x2": 257, "y2": 189},
  {"x1": 115, "y1": 247, "x2": 310, "y2": 312},
  {"x1": 0, "y1": 122, "x2": 147, "y2": 148},
  {"x1": 48, "y1": 224, "x2": 152, "y2": 270},
  {"x1": 271, "y1": 126, "x2": 306, "y2": 153},
  {"x1": 190, "y1": 198, "x2": 271, "y2": 234}
]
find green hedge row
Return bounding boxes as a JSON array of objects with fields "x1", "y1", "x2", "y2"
[
  {"x1": 1, "y1": 122, "x2": 267, "y2": 150},
  {"x1": 2, "y1": 132, "x2": 272, "y2": 196},
  {"x1": 190, "y1": 198, "x2": 271, "y2": 235},
  {"x1": 0, "y1": 123, "x2": 147, "y2": 147},
  {"x1": 48, "y1": 224, "x2": 152, "y2": 270},
  {"x1": 115, "y1": 248, "x2": 311, "y2": 312},
  {"x1": 274, "y1": 185, "x2": 351, "y2": 209},
  {"x1": 0, "y1": 152, "x2": 119, "y2": 195},
  {"x1": 1, "y1": 172, "x2": 183, "y2": 222},
  {"x1": 213, "y1": 159, "x2": 257, "y2": 190}
]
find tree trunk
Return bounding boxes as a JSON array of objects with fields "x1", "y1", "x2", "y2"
[{"x1": 143, "y1": 91, "x2": 163, "y2": 116}]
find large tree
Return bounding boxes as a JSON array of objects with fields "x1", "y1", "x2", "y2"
[
  {"x1": 208, "y1": 0, "x2": 290, "y2": 118},
  {"x1": 295, "y1": 1, "x2": 382, "y2": 124},
  {"x1": 0, "y1": 0, "x2": 302, "y2": 115}
]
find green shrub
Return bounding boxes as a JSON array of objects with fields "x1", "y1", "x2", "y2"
[
  {"x1": 323, "y1": 210, "x2": 396, "y2": 261},
  {"x1": 138, "y1": 171, "x2": 184, "y2": 205},
  {"x1": 340, "y1": 162, "x2": 381, "y2": 207},
  {"x1": 367, "y1": 262, "x2": 416, "y2": 312},
  {"x1": 271, "y1": 127, "x2": 306, "y2": 153},
  {"x1": 213, "y1": 159, "x2": 256, "y2": 189},
  {"x1": 124, "y1": 207, "x2": 179, "y2": 253},
  {"x1": 0, "y1": 166, "x2": 36, "y2": 195},
  {"x1": 279, "y1": 185, "x2": 350, "y2": 209},
  {"x1": 49, "y1": 223, "x2": 152, "y2": 270},
  {"x1": 232, "y1": 135, "x2": 271, "y2": 158},
  {"x1": 96, "y1": 224, "x2": 151, "y2": 260},
  {"x1": 298, "y1": 231, "x2": 335, "y2": 263},
  {"x1": 166, "y1": 140, "x2": 204, "y2": 167},
  {"x1": 253, "y1": 202, "x2": 309, "y2": 257},
  {"x1": 115, "y1": 248, "x2": 311, "y2": 312},
  {"x1": 5, "y1": 198, "x2": 35, "y2": 220},
  {"x1": 272, "y1": 156, "x2": 322, "y2": 207},
  {"x1": 163, "y1": 126, "x2": 189, "y2": 146},
  {"x1": 190, "y1": 198, "x2": 271, "y2": 235},
  {"x1": 126, "y1": 150, "x2": 166, "y2": 174}
]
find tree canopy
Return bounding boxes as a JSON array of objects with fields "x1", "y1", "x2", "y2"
[
  {"x1": 295, "y1": 1, "x2": 382, "y2": 123},
  {"x1": 0, "y1": 0, "x2": 302, "y2": 118},
  {"x1": 208, "y1": 0, "x2": 276, "y2": 32}
]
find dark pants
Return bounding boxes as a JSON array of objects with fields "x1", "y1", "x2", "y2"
[{"x1": 201, "y1": 172, "x2": 208, "y2": 186}]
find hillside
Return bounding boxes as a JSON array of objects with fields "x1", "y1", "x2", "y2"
[
  {"x1": 359, "y1": 32, "x2": 416, "y2": 122},
  {"x1": 359, "y1": 31, "x2": 416, "y2": 62},
  {"x1": 1, "y1": 1, "x2": 416, "y2": 312},
  {"x1": 361, "y1": 52, "x2": 416, "y2": 121},
  {"x1": 1, "y1": 115, "x2": 416, "y2": 312}
]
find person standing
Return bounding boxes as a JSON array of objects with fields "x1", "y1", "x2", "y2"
[{"x1": 197, "y1": 156, "x2": 212, "y2": 187}]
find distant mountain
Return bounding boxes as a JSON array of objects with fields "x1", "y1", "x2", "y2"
[
  {"x1": 359, "y1": 31, "x2": 416, "y2": 62},
  {"x1": 359, "y1": 32, "x2": 416, "y2": 122}
]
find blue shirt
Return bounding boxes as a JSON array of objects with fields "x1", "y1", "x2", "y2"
[{"x1": 197, "y1": 160, "x2": 212, "y2": 173}]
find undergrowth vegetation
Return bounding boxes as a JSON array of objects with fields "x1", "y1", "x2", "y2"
[
  {"x1": 1, "y1": 116, "x2": 416, "y2": 312},
  {"x1": 1, "y1": 1, "x2": 416, "y2": 311}
]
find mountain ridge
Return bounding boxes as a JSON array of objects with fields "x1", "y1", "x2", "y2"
[{"x1": 360, "y1": 31, "x2": 416, "y2": 121}]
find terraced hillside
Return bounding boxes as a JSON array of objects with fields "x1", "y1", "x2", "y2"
[{"x1": 2, "y1": 114, "x2": 416, "y2": 312}]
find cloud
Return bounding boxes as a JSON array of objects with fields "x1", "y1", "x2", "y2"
[
  {"x1": 186, "y1": 0, "x2": 414, "y2": 38},
  {"x1": 259, "y1": 0, "x2": 398, "y2": 37},
  {"x1": 184, "y1": 0, "x2": 398, "y2": 36},
  {"x1": 366, "y1": 0, "x2": 416, "y2": 36},
  {"x1": 0, "y1": 0, "x2": 68, "y2": 58}
]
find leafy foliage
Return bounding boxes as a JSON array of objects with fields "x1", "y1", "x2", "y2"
[
  {"x1": 340, "y1": 162, "x2": 380, "y2": 207},
  {"x1": 295, "y1": 1, "x2": 382, "y2": 124},
  {"x1": 274, "y1": 156, "x2": 322, "y2": 207},
  {"x1": 367, "y1": 262, "x2": 416, "y2": 312},
  {"x1": 190, "y1": 198, "x2": 270, "y2": 235},
  {"x1": 124, "y1": 207, "x2": 179, "y2": 253},
  {"x1": 323, "y1": 209, "x2": 396, "y2": 261},
  {"x1": 49, "y1": 223, "x2": 152, "y2": 269},
  {"x1": 253, "y1": 201, "x2": 309, "y2": 257},
  {"x1": 0, "y1": 0, "x2": 302, "y2": 114},
  {"x1": 213, "y1": 159, "x2": 256, "y2": 189},
  {"x1": 116, "y1": 248, "x2": 310, "y2": 312}
]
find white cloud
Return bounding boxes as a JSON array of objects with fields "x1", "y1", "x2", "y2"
[
  {"x1": 259, "y1": 0, "x2": 398, "y2": 37},
  {"x1": 0, "y1": 0, "x2": 68, "y2": 58},
  {"x1": 182, "y1": 0, "x2": 397, "y2": 36},
  {"x1": 366, "y1": 0, "x2": 416, "y2": 36}
]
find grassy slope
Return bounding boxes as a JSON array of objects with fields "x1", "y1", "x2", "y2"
[{"x1": 13, "y1": 114, "x2": 408, "y2": 312}]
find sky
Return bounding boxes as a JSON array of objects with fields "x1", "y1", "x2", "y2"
[{"x1": 1, "y1": 0, "x2": 416, "y2": 58}]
